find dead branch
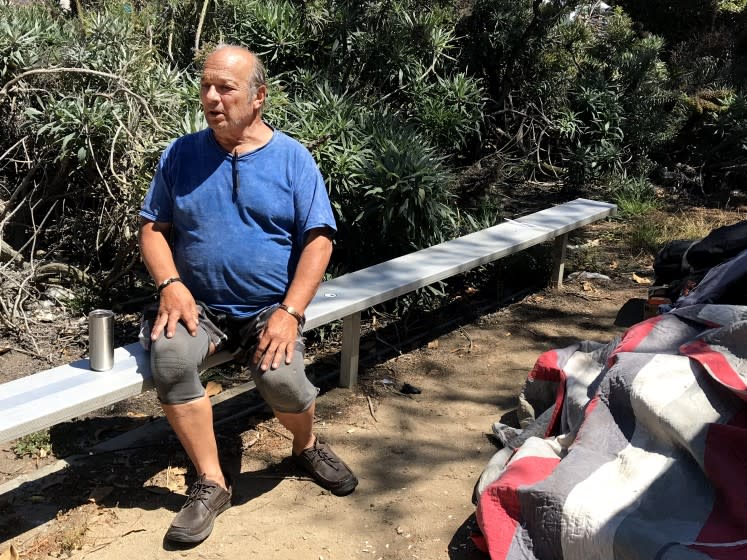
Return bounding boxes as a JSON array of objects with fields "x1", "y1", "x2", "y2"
[
  {"x1": 367, "y1": 395, "x2": 378, "y2": 422},
  {"x1": 34, "y1": 262, "x2": 90, "y2": 285},
  {"x1": 0, "y1": 67, "x2": 166, "y2": 133},
  {"x1": 109, "y1": 124, "x2": 127, "y2": 185},
  {"x1": 0, "y1": 161, "x2": 42, "y2": 226},
  {"x1": 195, "y1": 0, "x2": 211, "y2": 54},
  {"x1": 457, "y1": 326, "x2": 473, "y2": 352},
  {"x1": 0, "y1": 239, "x2": 23, "y2": 264},
  {"x1": 0, "y1": 136, "x2": 29, "y2": 163},
  {"x1": 0, "y1": 199, "x2": 57, "y2": 271},
  {"x1": 11, "y1": 264, "x2": 37, "y2": 321},
  {"x1": 0, "y1": 67, "x2": 124, "y2": 99}
]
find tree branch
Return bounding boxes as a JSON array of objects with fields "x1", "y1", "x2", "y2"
[
  {"x1": 195, "y1": 0, "x2": 211, "y2": 55},
  {"x1": 0, "y1": 68, "x2": 167, "y2": 132},
  {"x1": 0, "y1": 67, "x2": 124, "y2": 99}
]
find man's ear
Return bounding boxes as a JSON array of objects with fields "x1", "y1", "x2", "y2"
[{"x1": 252, "y1": 84, "x2": 267, "y2": 109}]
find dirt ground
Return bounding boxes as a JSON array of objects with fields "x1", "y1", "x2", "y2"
[{"x1": 0, "y1": 249, "x2": 648, "y2": 560}]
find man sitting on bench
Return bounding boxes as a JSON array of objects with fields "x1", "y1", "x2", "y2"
[{"x1": 138, "y1": 44, "x2": 357, "y2": 544}]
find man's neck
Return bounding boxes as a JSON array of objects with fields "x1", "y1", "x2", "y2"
[{"x1": 213, "y1": 120, "x2": 273, "y2": 154}]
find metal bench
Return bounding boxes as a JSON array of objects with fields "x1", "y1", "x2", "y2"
[{"x1": 0, "y1": 198, "x2": 616, "y2": 444}]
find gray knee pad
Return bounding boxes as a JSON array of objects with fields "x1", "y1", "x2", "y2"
[
  {"x1": 150, "y1": 323, "x2": 211, "y2": 404},
  {"x1": 249, "y1": 341, "x2": 318, "y2": 413}
]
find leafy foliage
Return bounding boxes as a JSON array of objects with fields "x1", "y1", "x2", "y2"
[
  {"x1": 0, "y1": 2, "x2": 199, "y2": 302},
  {"x1": 675, "y1": 92, "x2": 747, "y2": 191},
  {"x1": 459, "y1": 3, "x2": 682, "y2": 186},
  {"x1": 608, "y1": 175, "x2": 659, "y2": 217},
  {"x1": 268, "y1": 80, "x2": 457, "y2": 268},
  {"x1": 408, "y1": 72, "x2": 486, "y2": 156},
  {"x1": 12, "y1": 429, "x2": 51, "y2": 458},
  {"x1": 0, "y1": 0, "x2": 479, "y2": 316}
]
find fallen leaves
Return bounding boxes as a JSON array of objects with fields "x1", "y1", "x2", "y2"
[
  {"x1": 143, "y1": 465, "x2": 187, "y2": 494},
  {"x1": 241, "y1": 429, "x2": 261, "y2": 449},
  {"x1": 205, "y1": 380, "x2": 223, "y2": 398},
  {"x1": 631, "y1": 273, "x2": 652, "y2": 285},
  {"x1": 581, "y1": 281, "x2": 596, "y2": 292}
]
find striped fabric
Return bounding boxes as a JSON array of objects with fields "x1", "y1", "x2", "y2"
[{"x1": 475, "y1": 304, "x2": 747, "y2": 560}]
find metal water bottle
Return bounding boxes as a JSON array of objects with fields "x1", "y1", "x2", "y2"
[{"x1": 88, "y1": 309, "x2": 114, "y2": 371}]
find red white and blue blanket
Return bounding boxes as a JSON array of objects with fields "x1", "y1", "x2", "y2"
[{"x1": 474, "y1": 304, "x2": 747, "y2": 560}]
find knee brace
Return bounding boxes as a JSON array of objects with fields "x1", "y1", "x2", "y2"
[
  {"x1": 249, "y1": 341, "x2": 318, "y2": 413},
  {"x1": 150, "y1": 323, "x2": 210, "y2": 404}
]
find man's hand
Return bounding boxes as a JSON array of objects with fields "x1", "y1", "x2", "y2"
[
  {"x1": 253, "y1": 308, "x2": 299, "y2": 371},
  {"x1": 150, "y1": 282, "x2": 199, "y2": 340}
]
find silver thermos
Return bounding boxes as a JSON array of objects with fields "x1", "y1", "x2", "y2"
[{"x1": 88, "y1": 309, "x2": 114, "y2": 371}]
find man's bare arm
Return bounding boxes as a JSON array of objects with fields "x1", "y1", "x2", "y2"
[
  {"x1": 139, "y1": 218, "x2": 199, "y2": 339},
  {"x1": 254, "y1": 228, "x2": 333, "y2": 371}
]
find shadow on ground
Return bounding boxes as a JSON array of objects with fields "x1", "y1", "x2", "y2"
[
  {"x1": 0, "y1": 391, "x2": 284, "y2": 543},
  {"x1": 448, "y1": 514, "x2": 486, "y2": 559}
]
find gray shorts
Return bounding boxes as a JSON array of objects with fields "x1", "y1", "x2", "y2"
[{"x1": 139, "y1": 303, "x2": 318, "y2": 412}]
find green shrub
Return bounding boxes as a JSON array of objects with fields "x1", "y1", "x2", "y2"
[
  {"x1": 0, "y1": 3, "x2": 197, "y2": 305},
  {"x1": 0, "y1": 0, "x2": 479, "y2": 308},
  {"x1": 12, "y1": 430, "x2": 52, "y2": 458},
  {"x1": 676, "y1": 91, "x2": 747, "y2": 192},
  {"x1": 408, "y1": 72, "x2": 486, "y2": 157},
  {"x1": 269, "y1": 78, "x2": 457, "y2": 268},
  {"x1": 8, "y1": 0, "x2": 743, "y2": 324},
  {"x1": 609, "y1": 175, "x2": 659, "y2": 217},
  {"x1": 629, "y1": 219, "x2": 662, "y2": 255},
  {"x1": 617, "y1": 0, "x2": 744, "y2": 44},
  {"x1": 206, "y1": 0, "x2": 311, "y2": 73},
  {"x1": 358, "y1": 122, "x2": 456, "y2": 258},
  {"x1": 458, "y1": 3, "x2": 683, "y2": 187}
]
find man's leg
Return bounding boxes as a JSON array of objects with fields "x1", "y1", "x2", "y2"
[
  {"x1": 256, "y1": 367, "x2": 358, "y2": 497},
  {"x1": 149, "y1": 322, "x2": 232, "y2": 543},
  {"x1": 275, "y1": 401, "x2": 316, "y2": 455},
  {"x1": 274, "y1": 400, "x2": 357, "y2": 496},
  {"x1": 162, "y1": 395, "x2": 226, "y2": 489},
  {"x1": 245, "y1": 312, "x2": 358, "y2": 496}
]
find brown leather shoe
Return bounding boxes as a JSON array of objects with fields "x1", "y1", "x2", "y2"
[
  {"x1": 294, "y1": 439, "x2": 358, "y2": 496},
  {"x1": 165, "y1": 474, "x2": 232, "y2": 543}
]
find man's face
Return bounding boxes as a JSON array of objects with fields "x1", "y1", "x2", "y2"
[{"x1": 200, "y1": 50, "x2": 262, "y2": 133}]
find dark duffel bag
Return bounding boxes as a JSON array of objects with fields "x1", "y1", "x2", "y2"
[
  {"x1": 688, "y1": 220, "x2": 747, "y2": 271},
  {"x1": 653, "y1": 239, "x2": 698, "y2": 284}
]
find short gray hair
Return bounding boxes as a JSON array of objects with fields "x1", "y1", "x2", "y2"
[{"x1": 248, "y1": 54, "x2": 266, "y2": 100}]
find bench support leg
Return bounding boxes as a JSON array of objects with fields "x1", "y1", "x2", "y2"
[
  {"x1": 340, "y1": 311, "x2": 361, "y2": 388},
  {"x1": 551, "y1": 233, "x2": 568, "y2": 288}
]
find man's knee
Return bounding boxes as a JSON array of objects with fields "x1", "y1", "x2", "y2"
[
  {"x1": 150, "y1": 324, "x2": 210, "y2": 404},
  {"x1": 252, "y1": 346, "x2": 318, "y2": 413}
]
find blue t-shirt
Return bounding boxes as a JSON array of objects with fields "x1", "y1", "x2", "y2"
[{"x1": 140, "y1": 128, "x2": 336, "y2": 318}]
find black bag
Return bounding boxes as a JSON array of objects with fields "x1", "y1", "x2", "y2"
[
  {"x1": 653, "y1": 239, "x2": 699, "y2": 284},
  {"x1": 653, "y1": 219, "x2": 747, "y2": 303},
  {"x1": 687, "y1": 220, "x2": 747, "y2": 271}
]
